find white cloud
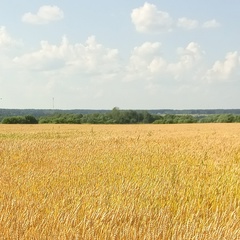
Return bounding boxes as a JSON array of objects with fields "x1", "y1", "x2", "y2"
[
  {"x1": 177, "y1": 17, "x2": 199, "y2": 30},
  {"x1": 132, "y1": 42, "x2": 161, "y2": 58},
  {"x1": 8, "y1": 36, "x2": 122, "y2": 108},
  {"x1": 178, "y1": 42, "x2": 203, "y2": 62},
  {"x1": 3, "y1": 32, "x2": 240, "y2": 109},
  {"x1": 14, "y1": 35, "x2": 237, "y2": 90},
  {"x1": 202, "y1": 19, "x2": 220, "y2": 29},
  {"x1": 13, "y1": 40, "x2": 65, "y2": 71},
  {"x1": 0, "y1": 26, "x2": 18, "y2": 48},
  {"x1": 22, "y1": 5, "x2": 64, "y2": 25},
  {"x1": 125, "y1": 41, "x2": 205, "y2": 82},
  {"x1": 148, "y1": 57, "x2": 167, "y2": 74},
  {"x1": 0, "y1": 26, "x2": 21, "y2": 76},
  {"x1": 66, "y1": 36, "x2": 120, "y2": 76},
  {"x1": 13, "y1": 35, "x2": 120, "y2": 77},
  {"x1": 131, "y1": 2, "x2": 173, "y2": 33},
  {"x1": 205, "y1": 51, "x2": 240, "y2": 82},
  {"x1": 125, "y1": 41, "x2": 164, "y2": 81},
  {"x1": 131, "y1": 3, "x2": 220, "y2": 33},
  {"x1": 167, "y1": 42, "x2": 204, "y2": 80}
]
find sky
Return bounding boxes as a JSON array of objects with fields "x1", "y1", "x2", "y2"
[{"x1": 0, "y1": 1, "x2": 240, "y2": 110}]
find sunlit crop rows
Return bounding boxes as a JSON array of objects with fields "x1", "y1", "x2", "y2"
[{"x1": 0, "y1": 124, "x2": 239, "y2": 239}]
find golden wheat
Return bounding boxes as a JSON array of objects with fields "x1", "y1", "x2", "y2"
[{"x1": 0, "y1": 124, "x2": 239, "y2": 239}]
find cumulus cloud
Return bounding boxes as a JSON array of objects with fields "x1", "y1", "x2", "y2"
[
  {"x1": 168, "y1": 42, "x2": 204, "y2": 80},
  {"x1": 148, "y1": 57, "x2": 167, "y2": 74},
  {"x1": 13, "y1": 34, "x2": 236, "y2": 88},
  {"x1": 177, "y1": 17, "x2": 199, "y2": 30},
  {"x1": 125, "y1": 41, "x2": 165, "y2": 81},
  {"x1": 131, "y1": 3, "x2": 220, "y2": 33},
  {"x1": 131, "y1": 42, "x2": 161, "y2": 58},
  {"x1": 125, "y1": 41, "x2": 204, "y2": 82},
  {"x1": 22, "y1": 5, "x2": 64, "y2": 25},
  {"x1": 13, "y1": 40, "x2": 65, "y2": 71},
  {"x1": 0, "y1": 26, "x2": 18, "y2": 48},
  {"x1": 205, "y1": 51, "x2": 240, "y2": 82},
  {"x1": 202, "y1": 19, "x2": 220, "y2": 28},
  {"x1": 66, "y1": 36, "x2": 120, "y2": 76},
  {"x1": 13, "y1": 35, "x2": 120, "y2": 76},
  {"x1": 5, "y1": 32, "x2": 240, "y2": 109},
  {"x1": 131, "y1": 2, "x2": 173, "y2": 33}
]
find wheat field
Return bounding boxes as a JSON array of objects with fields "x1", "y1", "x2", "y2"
[{"x1": 0, "y1": 124, "x2": 239, "y2": 239}]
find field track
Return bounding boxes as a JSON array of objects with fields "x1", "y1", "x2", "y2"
[{"x1": 0, "y1": 124, "x2": 239, "y2": 239}]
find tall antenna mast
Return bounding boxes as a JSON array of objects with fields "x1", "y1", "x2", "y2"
[{"x1": 52, "y1": 97, "x2": 54, "y2": 110}]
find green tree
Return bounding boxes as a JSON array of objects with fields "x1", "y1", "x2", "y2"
[
  {"x1": 217, "y1": 114, "x2": 235, "y2": 123},
  {"x1": 25, "y1": 115, "x2": 38, "y2": 124},
  {"x1": 2, "y1": 115, "x2": 38, "y2": 124}
]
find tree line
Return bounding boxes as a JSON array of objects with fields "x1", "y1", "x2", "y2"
[
  {"x1": 1, "y1": 108, "x2": 240, "y2": 124},
  {"x1": 1, "y1": 108, "x2": 240, "y2": 119}
]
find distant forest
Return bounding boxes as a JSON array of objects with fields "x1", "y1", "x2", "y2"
[{"x1": 1, "y1": 108, "x2": 240, "y2": 124}]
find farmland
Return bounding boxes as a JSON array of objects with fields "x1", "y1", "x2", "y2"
[{"x1": 0, "y1": 124, "x2": 240, "y2": 239}]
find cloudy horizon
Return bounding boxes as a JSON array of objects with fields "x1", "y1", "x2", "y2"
[{"x1": 0, "y1": 1, "x2": 240, "y2": 109}]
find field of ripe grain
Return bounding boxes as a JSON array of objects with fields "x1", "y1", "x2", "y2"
[{"x1": 0, "y1": 124, "x2": 240, "y2": 239}]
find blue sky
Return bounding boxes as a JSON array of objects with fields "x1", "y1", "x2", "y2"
[{"x1": 0, "y1": 1, "x2": 240, "y2": 109}]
